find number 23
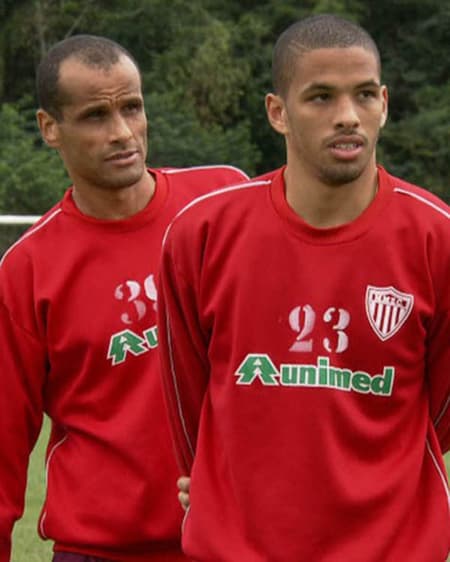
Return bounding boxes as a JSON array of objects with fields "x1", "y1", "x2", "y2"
[{"x1": 289, "y1": 305, "x2": 350, "y2": 353}]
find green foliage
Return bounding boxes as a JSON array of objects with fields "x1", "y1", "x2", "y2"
[
  {"x1": 146, "y1": 92, "x2": 260, "y2": 175},
  {"x1": 146, "y1": 13, "x2": 251, "y2": 124},
  {"x1": 379, "y1": 82, "x2": 450, "y2": 201},
  {"x1": 0, "y1": 0, "x2": 449, "y2": 215},
  {"x1": 0, "y1": 101, "x2": 68, "y2": 214},
  {"x1": 367, "y1": 0, "x2": 450, "y2": 201}
]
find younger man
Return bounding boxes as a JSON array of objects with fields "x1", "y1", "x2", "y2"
[{"x1": 158, "y1": 15, "x2": 450, "y2": 561}]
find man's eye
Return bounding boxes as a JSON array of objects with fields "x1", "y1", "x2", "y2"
[
  {"x1": 359, "y1": 90, "x2": 377, "y2": 100},
  {"x1": 310, "y1": 93, "x2": 330, "y2": 103},
  {"x1": 124, "y1": 102, "x2": 142, "y2": 113},
  {"x1": 86, "y1": 109, "x2": 106, "y2": 119}
]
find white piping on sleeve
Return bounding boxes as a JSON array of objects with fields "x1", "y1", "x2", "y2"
[
  {"x1": 39, "y1": 434, "x2": 68, "y2": 539},
  {"x1": 160, "y1": 179, "x2": 271, "y2": 461},
  {"x1": 0, "y1": 208, "x2": 62, "y2": 267},
  {"x1": 162, "y1": 164, "x2": 250, "y2": 180},
  {"x1": 434, "y1": 395, "x2": 450, "y2": 428},
  {"x1": 393, "y1": 188, "x2": 450, "y2": 219},
  {"x1": 426, "y1": 438, "x2": 450, "y2": 508},
  {"x1": 162, "y1": 180, "x2": 270, "y2": 248},
  {"x1": 165, "y1": 311, "x2": 195, "y2": 461}
]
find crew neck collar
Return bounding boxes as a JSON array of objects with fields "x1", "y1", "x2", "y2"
[
  {"x1": 270, "y1": 165, "x2": 393, "y2": 245},
  {"x1": 61, "y1": 168, "x2": 168, "y2": 232}
]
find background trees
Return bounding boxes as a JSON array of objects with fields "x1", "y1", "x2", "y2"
[{"x1": 0, "y1": 0, "x2": 448, "y2": 219}]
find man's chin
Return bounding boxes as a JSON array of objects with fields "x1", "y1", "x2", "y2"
[
  {"x1": 319, "y1": 163, "x2": 364, "y2": 186},
  {"x1": 99, "y1": 166, "x2": 147, "y2": 190}
]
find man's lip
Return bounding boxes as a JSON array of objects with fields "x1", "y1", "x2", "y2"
[
  {"x1": 105, "y1": 150, "x2": 138, "y2": 161},
  {"x1": 326, "y1": 135, "x2": 364, "y2": 148},
  {"x1": 326, "y1": 135, "x2": 365, "y2": 160}
]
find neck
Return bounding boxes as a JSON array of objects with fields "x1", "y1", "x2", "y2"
[
  {"x1": 284, "y1": 159, "x2": 379, "y2": 228},
  {"x1": 71, "y1": 172, "x2": 155, "y2": 220}
]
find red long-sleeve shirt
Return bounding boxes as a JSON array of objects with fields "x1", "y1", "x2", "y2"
[
  {"x1": 0, "y1": 165, "x2": 248, "y2": 562},
  {"x1": 158, "y1": 166, "x2": 450, "y2": 562}
]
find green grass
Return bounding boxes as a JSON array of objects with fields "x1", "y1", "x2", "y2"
[
  {"x1": 11, "y1": 418, "x2": 52, "y2": 562},
  {"x1": 10, "y1": 418, "x2": 450, "y2": 562}
]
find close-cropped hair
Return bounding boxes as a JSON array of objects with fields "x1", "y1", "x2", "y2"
[
  {"x1": 36, "y1": 34, "x2": 141, "y2": 121},
  {"x1": 272, "y1": 14, "x2": 381, "y2": 98}
]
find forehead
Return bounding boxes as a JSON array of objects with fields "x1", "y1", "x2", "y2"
[
  {"x1": 58, "y1": 55, "x2": 142, "y2": 106},
  {"x1": 289, "y1": 46, "x2": 380, "y2": 91}
]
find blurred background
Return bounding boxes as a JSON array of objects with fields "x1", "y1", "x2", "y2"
[{"x1": 1, "y1": 1, "x2": 449, "y2": 559}]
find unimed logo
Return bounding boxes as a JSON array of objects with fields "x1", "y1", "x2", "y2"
[{"x1": 235, "y1": 354, "x2": 395, "y2": 396}]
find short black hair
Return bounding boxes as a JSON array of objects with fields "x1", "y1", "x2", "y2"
[
  {"x1": 272, "y1": 14, "x2": 381, "y2": 98},
  {"x1": 36, "y1": 34, "x2": 141, "y2": 120}
]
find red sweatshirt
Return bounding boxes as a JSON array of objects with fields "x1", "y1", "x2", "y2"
[
  {"x1": 158, "y1": 166, "x2": 450, "y2": 562},
  {"x1": 0, "y1": 165, "x2": 248, "y2": 562}
]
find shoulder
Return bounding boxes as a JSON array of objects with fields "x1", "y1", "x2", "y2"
[
  {"x1": 381, "y1": 170, "x2": 450, "y2": 282},
  {"x1": 170, "y1": 170, "x2": 274, "y2": 224},
  {"x1": 161, "y1": 170, "x2": 277, "y2": 250},
  {"x1": 0, "y1": 200, "x2": 64, "y2": 270},
  {"x1": 383, "y1": 168, "x2": 449, "y2": 223},
  {"x1": 158, "y1": 164, "x2": 250, "y2": 193}
]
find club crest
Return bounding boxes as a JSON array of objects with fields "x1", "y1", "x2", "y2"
[{"x1": 365, "y1": 286, "x2": 414, "y2": 341}]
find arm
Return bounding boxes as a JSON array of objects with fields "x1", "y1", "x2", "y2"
[
  {"x1": 0, "y1": 300, "x2": 46, "y2": 561},
  {"x1": 425, "y1": 215, "x2": 450, "y2": 454},
  {"x1": 0, "y1": 251, "x2": 47, "y2": 561},
  {"x1": 428, "y1": 304, "x2": 450, "y2": 453},
  {"x1": 157, "y1": 222, "x2": 210, "y2": 475}
]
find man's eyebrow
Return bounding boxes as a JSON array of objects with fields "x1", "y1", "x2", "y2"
[
  {"x1": 123, "y1": 95, "x2": 144, "y2": 104},
  {"x1": 302, "y1": 79, "x2": 381, "y2": 93},
  {"x1": 355, "y1": 80, "x2": 382, "y2": 89},
  {"x1": 76, "y1": 94, "x2": 142, "y2": 115},
  {"x1": 78, "y1": 102, "x2": 108, "y2": 114}
]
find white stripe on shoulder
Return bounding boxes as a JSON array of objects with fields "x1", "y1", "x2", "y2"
[
  {"x1": 0, "y1": 208, "x2": 62, "y2": 267},
  {"x1": 162, "y1": 164, "x2": 250, "y2": 180},
  {"x1": 394, "y1": 187, "x2": 450, "y2": 219},
  {"x1": 162, "y1": 179, "x2": 270, "y2": 247}
]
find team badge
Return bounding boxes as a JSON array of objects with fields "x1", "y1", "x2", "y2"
[{"x1": 365, "y1": 285, "x2": 414, "y2": 341}]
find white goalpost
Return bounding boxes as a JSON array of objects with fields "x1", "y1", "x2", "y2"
[
  {"x1": 0, "y1": 215, "x2": 41, "y2": 224},
  {"x1": 0, "y1": 215, "x2": 41, "y2": 256}
]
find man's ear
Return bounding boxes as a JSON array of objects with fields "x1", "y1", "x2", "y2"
[
  {"x1": 265, "y1": 93, "x2": 289, "y2": 136},
  {"x1": 36, "y1": 109, "x2": 60, "y2": 148},
  {"x1": 380, "y1": 85, "x2": 389, "y2": 129}
]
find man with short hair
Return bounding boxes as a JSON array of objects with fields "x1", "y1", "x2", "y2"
[
  {"x1": 158, "y1": 14, "x2": 450, "y2": 561},
  {"x1": 0, "y1": 34, "x2": 248, "y2": 562}
]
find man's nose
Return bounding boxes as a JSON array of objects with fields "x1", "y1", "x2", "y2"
[
  {"x1": 333, "y1": 96, "x2": 360, "y2": 130},
  {"x1": 110, "y1": 113, "x2": 133, "y2": 141}
]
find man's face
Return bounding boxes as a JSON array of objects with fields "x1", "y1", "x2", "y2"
[
  {"x1": 39, "y1": 54, "x2": 148, "y2": 192},
  {"x1": 267, "y1": 46, "x2": 388, "y2": 186}
]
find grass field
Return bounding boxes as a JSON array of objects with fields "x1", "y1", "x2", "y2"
[
  {"x1": 11, "y1": 417, "x2": 450, "y2": 561},
  {"x1": 11, "y1": 418, "x2": 52, "y2": 562}
]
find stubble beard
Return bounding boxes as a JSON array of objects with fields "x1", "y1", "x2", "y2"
[
  {"x1": 95, "y1": 157, "x2": 146, "y2": 191},
  {"x1": 316, "y1": 133, "x2": 378, "y2": 187},
  {"x1": 317, "y1": 162, "x2": 365, "y2": 187}
]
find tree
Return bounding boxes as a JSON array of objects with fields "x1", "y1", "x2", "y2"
[
  {"x1": 146, "y1": 92, "x2": 260, "y2": 174},
  {"x1": 379, "y1": 83, "x2": 450, "y2": 202},
  {"x1": 0, "y1": 101, "x2": 67, "y2": 214},
  {"x1": 365, "y1": 0, "x2": 450, "y2": 199},
  {"x1": 0, "y1": 0, "x2": 448, "y2": 206}
]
